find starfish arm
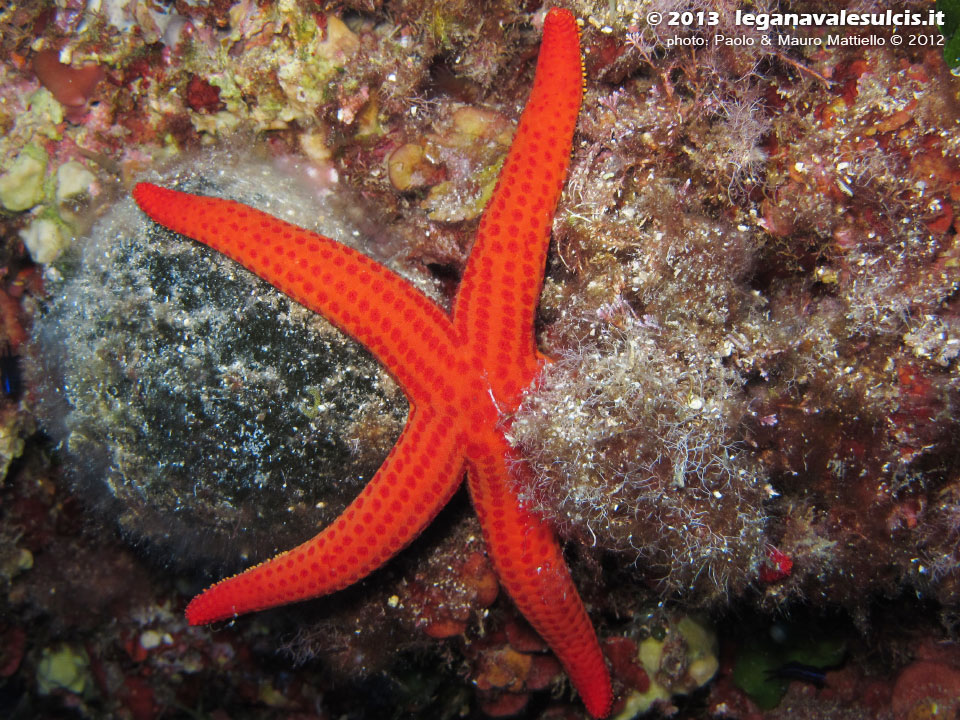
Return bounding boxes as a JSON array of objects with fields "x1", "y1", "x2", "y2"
[
  {"x1": 186, "y1": 405, "x2": 466, "y2": 625},
  {"x1": 466, "y1": 431, "x2": 612, "y2": 719},
  {"x1": 453, "y1": 7, "x2": 583, "y2": 406},
  {"x1": 133, "y1": 182, "x2": 461, "y2": 406}
]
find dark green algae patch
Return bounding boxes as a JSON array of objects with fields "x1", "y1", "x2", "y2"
[
  {"x1": 732, "y1": 621, "x2": 846, "y2": 709},
  {"x1": 27, "y1": 152, "x2": 428, "y2": 571},
  {"x1": 938, "y1": 0, "x2": 960, "y2": 69}
]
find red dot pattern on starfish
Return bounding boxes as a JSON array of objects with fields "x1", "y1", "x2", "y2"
[
  {"x1": 454, "y1": 7, "x2": 584, "y2": 407},
  {"x1": 133, "y1": 8, "x2": 612, "y2": 718}
]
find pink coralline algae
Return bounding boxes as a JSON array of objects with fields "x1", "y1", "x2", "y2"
[
  {"x1": 891, "y1": 659, "x2": 960, "y2": 720},
  {"x1": 184, "y1": 75, "x2": 224, "y2": 114}
]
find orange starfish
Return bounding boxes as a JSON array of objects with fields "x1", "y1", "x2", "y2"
[{"x1": 133, "y1": 7, "x2": 612, "y2": 717}]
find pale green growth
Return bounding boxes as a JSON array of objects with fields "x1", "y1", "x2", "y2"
[
  {"x1": 0, "y1": 143, "x2": 47, "y2": 212},
  {"x1": 37, "y1": 645, "x2": 91, "y2": 696},
  {"x1": 614, "y1": 615, "x2": 718, "y2": 719},
  {"x1": 0, "y1": 89, "x2": 63, "y2": 169},
  {"x1": 55, "y1": 161, "x2": 95, "y2": 203},
  {"x1": 19, "y1": 215, "x2": 69, "y2": 264},
  {"x1": 0, "y1": 409, "x2": 26, "y2": 482}
]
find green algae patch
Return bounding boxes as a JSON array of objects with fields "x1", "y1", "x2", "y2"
[
  {"x1": 938, "y1": 0, "x2": 960, "y2": 69},
  {"x1": 732, "y1": 629, "x2": 846, "y2": 709}
]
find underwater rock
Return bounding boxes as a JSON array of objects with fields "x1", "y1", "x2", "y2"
[{"x1": 27, "y1": 150, "x2": 438, "y2": 571}]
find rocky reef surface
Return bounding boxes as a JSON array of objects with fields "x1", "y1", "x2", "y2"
[{"x1": 1, "y1": 1, "x2": 959, "y2": 718}]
